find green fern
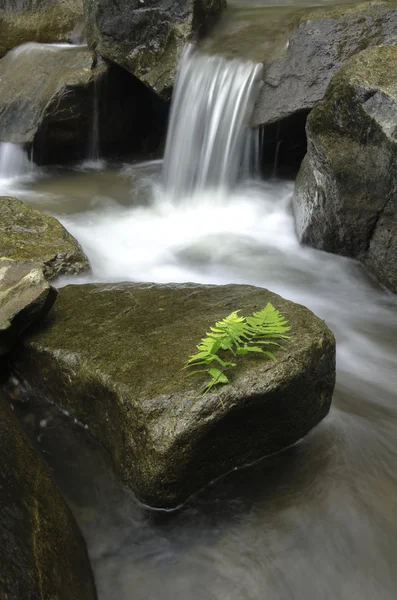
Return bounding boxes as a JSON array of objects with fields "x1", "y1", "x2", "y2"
[{"x1": 185, "y1": 302, "x2": 290, "y2": 393}]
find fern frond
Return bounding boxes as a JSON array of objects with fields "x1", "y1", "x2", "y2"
[
  {"x1": 185, "y1": 303, "x2": 291, "y2": 395},
  {"x1": 245, "y1": 303, "x2": 290, "y2": 338}
]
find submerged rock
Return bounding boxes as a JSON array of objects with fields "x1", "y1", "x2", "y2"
[
  {"x1": 0, "y1": 259, "x2": 57, "y2": 356},
  {"x1": 0, "y1": 196, "x2": 89, "y2": 279},
  {"x1": 13, "y1": 283, "x2": 336, "y2": 508},
  {"x1": 0, "y1": 0, "x2": 84, "y2": 58},
  {"x1": 0, "y1": 392, "x2": 97, "y2": 600},
  {"x1": 84, "y1": 0, "x2": 226, "y2": 99},
  {"x1": 293, "y1": 45, "x2": 397, "y2": 293},
  {"x1": 0, "y1": 43, "x2": 167, "y2": 163}
]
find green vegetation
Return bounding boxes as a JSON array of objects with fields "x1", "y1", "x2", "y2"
[{"x1": 185, "y1": 303, "x2": 290, "y2": 392}]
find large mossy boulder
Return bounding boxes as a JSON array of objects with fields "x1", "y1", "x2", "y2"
[
  {"x1": 84, "y1": 0, "x2": 227, "y2": 99},
  {"x1": 0, "y1": 259, "x2": 57, "y2": 356},
  {"x1": 0, "y1": 393, "x2": 97, "y2": 600},
  {"x1": 0, "y1": 0, "x2": 84, "y2": 58},
  {"x1": 0, "y1": 196, "x2": 89, "y2": 279},
  {"x1": 0, "y1": 43, "x2": 166, "y2": 163},
  {"x1": 250, "y1": 0, "x2": 397, "y2": 127},
  {"x1": 293, "y1": 45, "x2": 397, "y2": 293},
  {"x1": 13, "y1": 283, "x2": 336, "y2": 508}
]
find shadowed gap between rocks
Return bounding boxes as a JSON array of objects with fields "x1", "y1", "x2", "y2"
[
  {"x1": 32, "y1": 62, "x2": 169, "y2": 165},
  {"x1": 258, "y1": 111, "x2": 309, "y2": 178}
]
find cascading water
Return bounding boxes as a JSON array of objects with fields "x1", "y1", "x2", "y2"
[
  {"x1": 0, "y1": 142, "x2": 33, "y2": 180},
  {"x1": 162, "y1": 46, "x2": 263, "y2": 200}
]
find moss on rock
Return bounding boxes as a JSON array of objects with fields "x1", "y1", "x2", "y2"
[
  {"x1": 293, "y1": 45, "x2": 397, "y2": 293},
  {"x1": 84, "y1": 0, "x2": 226, "y2": 99},
  {"x1": 0, "y1": 196, "x2": 89, "y2": 279},
  {"x1": 0, "y1": 0, "x2": 84, "y2": 58},
  {"x1": 13, "y1": 282, "x2": 335, "y2": 508}
]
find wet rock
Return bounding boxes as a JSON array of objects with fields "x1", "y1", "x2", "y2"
[
  {"x1": 0, "y1": 392, "x2": 97, "y2": 600},
  {"x1": 0, "y1": 196, "x2": 89, "y2": 279},
  {"x1": 252, "y1": 1, "x2": 397, "y2": 127},
  {"x1": 0, "y1": 43, "x2": 167, "y2": 163},
  {"x1": 84, "y1": 0, "x2": 226, "y2": 99},
  {"x1": 0, "y1": 0, "x2": 84, "y2": 58},
  {"x1": 293, "y1": 45, "x2": 397, "y2": 293},
  {"x1": 0, "y1": 259, "x2": 57, "y2": 356},
  {"x1": 13, "y1": 282, "x2": 336, "y2": 508}
]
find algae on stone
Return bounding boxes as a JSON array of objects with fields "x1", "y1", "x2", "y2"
[
  {"x1": 13, "y1": 282, "x2": 336, "y2": 508},
  {"x1": 84, "y1": 0, "x2": 226, "y2": 99},
  {"x1": 0, "y1": 392, "x2": 97, "y2": 600},
  {"x1": 0, "y1": 0, "x2": 84, "y2": 58},
  {"x1": 0, "y1": 196, "x2": 89, "y2": 279}
]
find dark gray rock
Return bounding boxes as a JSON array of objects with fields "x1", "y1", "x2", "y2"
[
  {"x1": 252, "y1": 0, "x2": 397, "y2": 126},
  {"x1": 0, "y1": 43, "x2": 167, "y2": 163},
  {"x1": 293, "y1": 45, "x2": 397, "y2": 293},
  {"x1": 0, "y1": 259, "x2": 57, "y2": 356},
  {"x1": 13, "y1": 282, "x2": 335, "y2": 508},
  {"x1": 84, "y1": 0, "x2": 226, "y2": 99},
  {"x1": 0, "y1": 0, "x2": 84, "y2": 58},
  {"x1": 0, "y1": 392, "x2": 97, "y2": 600},
  {"x1": 0, "y1": 196, "x2": 89, "y2": 279}
]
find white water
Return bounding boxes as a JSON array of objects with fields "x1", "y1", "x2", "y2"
[
  {"x1": 0, "y1": 142, "x2": 34, "y2": 180},
  {"x1": 163, "y1": 47, "x2": 263, "y2": 199}
]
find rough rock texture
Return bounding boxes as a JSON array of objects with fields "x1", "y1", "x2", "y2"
[
  {"x1": 84, "y1": 0, "x2": 227, "y2": 99},
  {"x1": 293, "y1": 45, "x2": 397, "y2": 293},
  {"x1": 0, "y1": 392, "x2": 97, "y2": 600},
  {"x1": 0, "y1": 0, "x2": 84, "y2": 58},
  {"x1": 13, "y1": 283, "x2": 336, "y2": 508},
  {"x1": 252, "y1": 0, "x2": 397, "y2": 126},
  {"x1": 0, "y1": 196, "x2": 89, "y2": 279},
  {"x1": 0, "y1": 259, "x2": 57, "y2": 356},
  {"x1": 0, "y1": 43, "x2": 167, "y2": 163}
]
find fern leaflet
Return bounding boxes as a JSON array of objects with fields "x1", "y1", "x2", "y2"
[{"x1": 185, "y1": 302, "x2": 291, "y2": 393}]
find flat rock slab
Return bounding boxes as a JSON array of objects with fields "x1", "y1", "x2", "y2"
[
  {"x1": 0, "y1": 196, "x2": 89, "y2": 279},
  {"x1": 0, "y1": 393, "x2": 97, "y2": 600},
  {"x1": 13, "y1": 283, "x2": 336, "y2": 508},
  {"x1": 0, "y1": 259, "x2": 57, "y2": 356}
]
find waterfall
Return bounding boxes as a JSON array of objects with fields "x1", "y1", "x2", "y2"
[
  {"x1": 162, "y1": 46, "x2": 263, "y2": 200},
  {"x1": 88, "y1": 77, "x2": 100, "y2": 162},
  {"x1": 0, "y1": 142, "x2": 33, "y2": 180}
]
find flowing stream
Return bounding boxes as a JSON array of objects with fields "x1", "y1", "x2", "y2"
[{"x1": 3, "y1": 40, "x2": 397, "y2": 600}]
